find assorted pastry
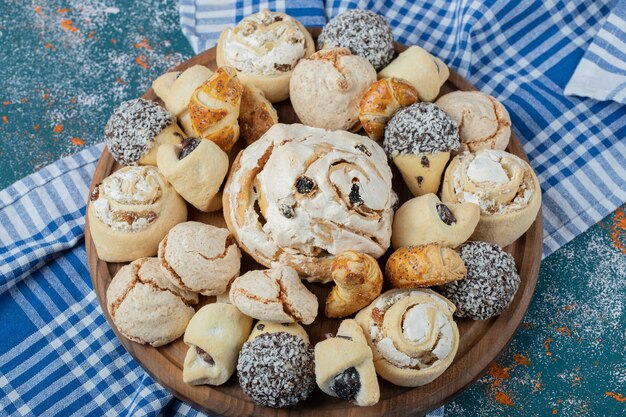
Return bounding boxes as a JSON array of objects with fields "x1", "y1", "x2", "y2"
[{"x1": 93, "y1": 7, "x2": 542, "y2": 410}]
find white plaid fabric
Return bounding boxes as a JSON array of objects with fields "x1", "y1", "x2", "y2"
[
  {"x1": 2, "y1": 1, "x2": 626, "y2": 416},
  {"x1": 565, "y1": 1, "x2": 626, "y2": 103}
]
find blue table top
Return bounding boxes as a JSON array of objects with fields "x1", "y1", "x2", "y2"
[{"x1": 0, "y1": 1, "x2": 624, "y2": 415}]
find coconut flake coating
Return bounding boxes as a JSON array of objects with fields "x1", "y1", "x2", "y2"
[
  {"x1": 438, "y1": 241, "x2": 520, "y2": 320},
  {"x1": 318, "y1": 9, "x2": 394, "y2": 71},
  {"x1": 383, "y1": 103, "x2": 460, "y2": 157},
  {"x1": 104, "y1": 98, "x2": 175, "y2": 166},
  {"x1": 237, "y1": 332, "x2": 315, "y2": 408}
]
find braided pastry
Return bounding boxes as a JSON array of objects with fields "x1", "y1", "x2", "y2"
[
  {"x1": 355, "y1": 288, "x2": 459, "y2": 387},
  {"x1": 385, "y1": 244, "x2": 467, "y2": 288},
  {"x1": 441, "y1": 149, "x2": 541, "y2": 247},
  {"x1": 223, "y1": 123, "x2": 396, "y2": 283}
]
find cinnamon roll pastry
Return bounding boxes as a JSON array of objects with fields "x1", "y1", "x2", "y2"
[
  {"x1": 152, "y1": 65, "x2": 213, "y2": 136},
  {"x1": 88, "y1": 166, "x2": 187, "y2": 262},
  {"x1": 436, "y1": 91, "x2": 511, "y2": 152},
  {"x1": 441, "y1": 149, "x2": 541, "y2": 247},
  {"x1": 217, "y1": 10, "x2": 315, "y2": 103},
  {"x1": 223, "y1": 123, "x2": 396, "y2": 283},
  {"x1": 355, "y1": 288, "x2": 459, "y2": 387},
  {"x1": 315, "y1": 319, "x2": 380, "y2": 406}
]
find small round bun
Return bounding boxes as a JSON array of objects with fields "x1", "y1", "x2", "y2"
[
  {"x1": 318, "y1": 9, "x2": 394, "y2": 71},
  {"x1": 104, "y1": 98, "x2": 179, "y2": 166},
  {"x1": 438, "y1": 241, "x2": 520, "y2": 320},
  {"x1": 237, "y1": 331, "x2": 315, "y2": 408}
]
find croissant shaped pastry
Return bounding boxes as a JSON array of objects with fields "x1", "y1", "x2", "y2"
[
  {"x1": 359, "y1": 77, "x2": 419, "y2": 142},
  {"x1": 152, "y1": 65, "x2": 213, "y2": 136},
  {"x1": 391, "y1": 193, "x2": 480, "y2": 249},
  {"x1": 315, "y1": 319, "x2": 380, "y2": 406},
  {"x1": 326, "y1": 250, "x2": 383, "y2": 318},
  {"x1": 441, "y1": 149, "x2": 541, "y2": 247},
  {"x1": 385, "y1": 244, "x2": 467, "y2": 288},
  {"x1": 355, "y1": 288, "x2": 459, "y2": 387},
  {"x1": 183, "y1": 303, "x2": 253, "y2": 386},
  {"x1": 223, "y1": 123, "x2": 396, "y2": 283},
  {"x1": 88, "y1": 166, "x2": 187, "y2": 262},
  {"x1": 189, "y1": 66, "x2": 243, "y2": 153}
]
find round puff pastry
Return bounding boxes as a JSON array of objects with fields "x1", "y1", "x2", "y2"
[
  {"x1": 183, "y1": 303, "x2": 253, "y2": 386},
  {"x1": 436, "y1": 91, "x2": 511, "y2": 152},
  {"x1": 158, "y1": 221, "x2": 241, "y2": 296},
  {"x1": 315, "y1": 319, "x2": 380, "y2": 406},
  {"x1": 392, "y1": 193, "x2": 480, "y2": 249},
  {"x1": 378, "y1": 45, "x2": 449, "y2": 102},
  {"x1": 385, "y1": 244, "x2": 467, "y2": 288},
  {"x1": 223, "y1": 123, "x2": 396, "y2": 283},
  {"x1": 157, "y1": 137, "x2": 229, "y2": 212},
  {"x1": 355, "y1": 288, "x2": 459, "y2": 387},
  {"x1": 152, "y1": 65, "x2": 213, "y2": 136},
  {"x1": 106, "y1": 258, "x2": 196, "y2": 347},
  {"x1": 229, "y1": 266, "x2": 318, "y2": 325},
  {"x1": 441, "y1": 149, "x2": 541, "y2": 247},
  {"x1": 104, "y1": 98, "x2": 184, "y2": 166},
  {"x1": 289, "y1": 48, "x2": 377, "y2": 131},
  {"x1": 359, "y1": 78, "x2": 419, "y2": 142},
  {"x1": 217, "y1": 9, "x2": 314, "y2": 103},
  {"x1": 239, "y1": 82, "x2": 278, "y2": 145},
  {"x1": 326, "y1": 251, "x2": 383, "y2": 318},
  {"x1": 88, "y1": 166, "x2": 187, "y2": 262}
]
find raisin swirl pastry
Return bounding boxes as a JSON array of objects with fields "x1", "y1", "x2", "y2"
[
  {"x1": 355, "y1": 288, "x2": 459, "y2": 387},
  {"x1": 441, "y1": 149, "x2": 541, "y2": 247},
  {"x1": 223, "y1": 123, "x2": 396, "y2": 283},
  {"x1": 88, "y1": 166, "x2": 187, "y2": 262},
  {"x1": 315, "y1": 319, "x2": 380, "y2": 406},
  {"x1": 216, "y1": 10, "x2": 315, "y2": 103}
]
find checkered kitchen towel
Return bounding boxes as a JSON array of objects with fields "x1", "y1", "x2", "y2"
[{"x1": 2, "y1": 1, "x2": 626, "y2": 417}]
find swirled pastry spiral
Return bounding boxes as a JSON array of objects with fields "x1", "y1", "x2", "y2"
[
  {"x1": 88, "y1": 166, "x2": 187, "y2": 262},
  {"x1": 223, "y1": 123, "x2": 396, "y2": 283},
  {"x1": 441, "y1": 149, "x2": 541, "y2": 247},
  {"x1": 355, "y1": 288, "x2": 459, "y2": 387}
]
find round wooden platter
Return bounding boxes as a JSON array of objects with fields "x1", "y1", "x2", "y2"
[{"x1": 86, "y1": 28, "x2": 543, "y2": 417}]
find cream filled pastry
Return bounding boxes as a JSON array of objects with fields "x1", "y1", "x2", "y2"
[
  {"x1": 223, "y1": 123, "x2": 396, "y2": 283},
  {"x1": 355, "y1": 288, "x2": 459, "y2": 387},
  {"x1": 441, "y1": 149, "x2": 541, "y2": 247},
  {"x1": 217, "y1": 10, "x2": 314, "y2": 102},
  {"x1": 88, "y1": 166, "x2": 187, "y2": 262}
]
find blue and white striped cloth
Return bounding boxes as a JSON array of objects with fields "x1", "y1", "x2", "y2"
[
  {"x1": 565, "y1": 1, "x2": 626, "y2": 103},
  {"x1": 1, "y1": 1, "x2": 626, "y2": 417}
]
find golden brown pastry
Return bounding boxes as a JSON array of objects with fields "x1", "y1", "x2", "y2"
[
  {"x1": 315, "y1": 319, "x2": 380, "y2": 406},
  {"x1": 238, "y1": 82, "x2": 278, "y2": 145},
  {"x1": 355, "y1": 288, "x2": 459, "y2": 387},
  {"x1": 152, "y1": 65, "x2": 213, "y2": 136},
  {"x1": 326, "y1": 251, "x2": 383, "y2": 318},
  {"x1": 156, "y1": 137, "x2": 229, "y2": 212},
  {"x1": 385, "y1": 244, "x2": 466, "y2": 288},
  {"x1": 88, "y1": 166, "x2": 187, "y2": 262},
  {"x1": 378, "y1": 45, "x2": 449, "y2": 102},
  {"x1": 216, "y1": 10, "x2": 315, "y2": 103},
  {"x1": 359, "y1": 78, "x2": 419, "y2": 141},
  {"x1": 391, "y1": 193, "x2": 480, "y2": 249},
  {"x1": 441, "y1": 149, "x2": 542, "y2": 247},
  {"x1": 183, "y1": 303, "x2": 253, "y2": 386},
  {"x1": 188, "y1": 66, "x2": 243, "y2": 153}
]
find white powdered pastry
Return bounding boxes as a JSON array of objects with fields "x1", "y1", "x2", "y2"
[
  {"x1": 222, "y1": 10, "x2": 308, "y2": 76},
  {"x1": 224, "y1": 123, "x2": 396, "y2": 282},
  {"x1": 92, "y1": 166, "x2": 163, "y2": 232},
  {"x1": 453, "y1": 150, "x2": 535, "y2": 214}
]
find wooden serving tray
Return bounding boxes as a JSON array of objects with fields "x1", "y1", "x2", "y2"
[{"x1": 86, "y1": 28, "x2": 543, "y2": 417}]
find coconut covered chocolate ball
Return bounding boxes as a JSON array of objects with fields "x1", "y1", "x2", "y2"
[
  {"x1": 383, "y1": 102, "x2": 460, "y2": 197},
  {"x1": 104, "y1": 98, "x2": 183, "y2": 166},
  {"x1": 237, "y1": 332, "x2": 315, "y2": 408},
  {"x1": 438, "y1": 241, "x2": 520, "y2": 320},
  {"x1": 318, "y1": 9, "x2": 395, "y2": 71}
]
